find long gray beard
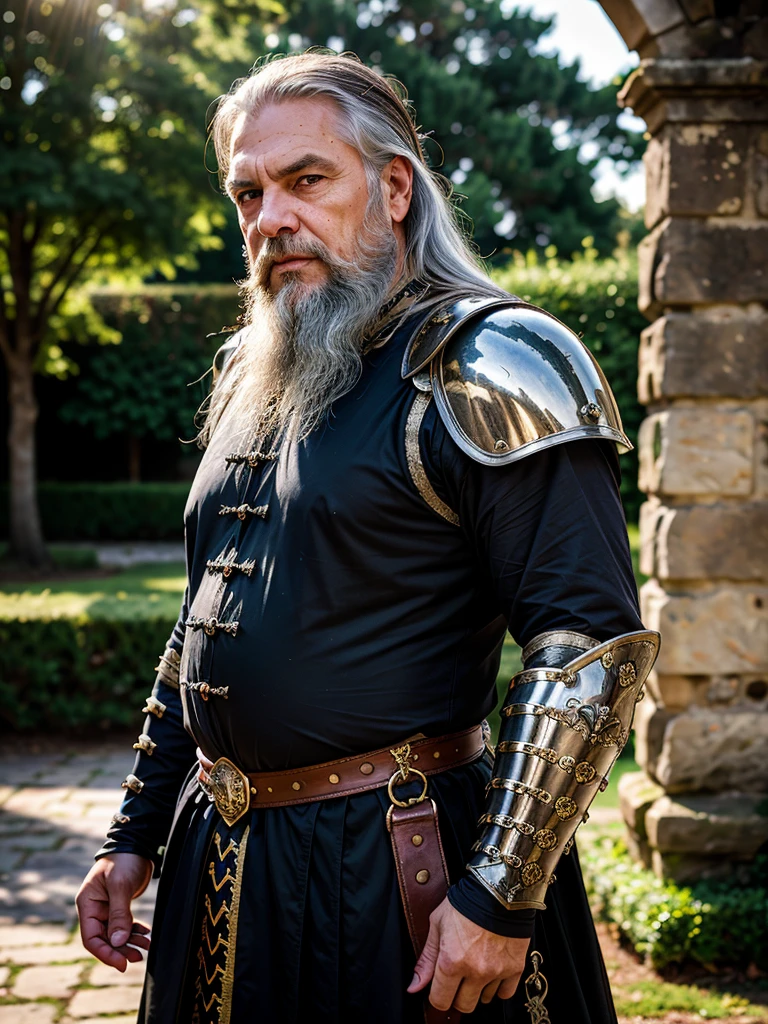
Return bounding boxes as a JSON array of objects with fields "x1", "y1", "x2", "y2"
[{"x1": 200, "y1": 216, "x2": 399, "y2": 449}]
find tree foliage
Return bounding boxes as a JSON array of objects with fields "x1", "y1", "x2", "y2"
[{"x1": 0, "y1": 0, "x2": 264, "y2": 562}]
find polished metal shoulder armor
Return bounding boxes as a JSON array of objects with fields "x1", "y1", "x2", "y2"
[
  {"x1": 402, "y1": 297, "x2": 631, "y2": 466},
  {"x1": 469, "y1": 629, "x2": 660, "y2": 909},
  {"x1": 211, "y1": 330, "x2": 244, "y2": 383}
]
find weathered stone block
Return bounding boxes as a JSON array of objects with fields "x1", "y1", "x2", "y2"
[
  {"x1": 638, "y1": 309, "x2": 768, "y2": 401},
  {"x1": 650, "y1": 849, "x2": 754, "y2": 884},
  {"x1": 599, "y1": 0, "x2": 684, "y2": 53},
  {"x1": 618, "y1": 770, "x2": 665, "y2": 839},
  {"x1": 655, "y1": 705, "x2": 768, "y2": 792},
  {"x1": 756, "y1": 128, "x2": 768, "y2": 217},
  {"x1": 631, "y1": 684, "x2": 672, "y2": 776},
  {"x1": 638, "y1": 219, "x2": 768, "y2": 318},
  {"x1": 647, "y1": 672, "x2": 699, "y2": 710},
  {"x1": 639, "y1": 499, "x2": 660, "y2": 580},
  {"x1": 640, "y1": 578, "x2": 768, "y2": 675},
  {"x1": 638, "y1": 408, "x2": 753, "y2": 497},
  {"x1": 644, "y1": 123, "x2": 750, "y2": 228},
  {"x1": 645, "y1": 792, "x2": 768, "y2": 854},
  {"x1": 753, "y1": 397, "x2": 768, "y2": 499},
  {"x1": 640, "y1": 499, "x2": 768, "y2": 581}
]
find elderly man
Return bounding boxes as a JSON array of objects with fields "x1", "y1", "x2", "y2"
[{"x1": 76, "y1": 52, "x2": 658, "y2": 1024}]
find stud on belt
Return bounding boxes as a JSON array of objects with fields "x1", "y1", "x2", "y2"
[{"x1": 197, "y1": 725, "x2": 485, "y2": 826}]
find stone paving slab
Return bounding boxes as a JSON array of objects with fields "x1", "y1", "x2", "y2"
[{"x1": 0, "y1": 739, "x2": 145, "y2": 1020}]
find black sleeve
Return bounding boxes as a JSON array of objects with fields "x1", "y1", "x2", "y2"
[
  {"x1": 95, "y1": 590, "x2": 198, "y2": 872},
  {"x1": 424, "y1": 415, "x2": 643, "y2": 935}
]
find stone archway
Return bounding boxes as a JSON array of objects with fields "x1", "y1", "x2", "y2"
[{"x1": 596, "y1": 1, "x2": 768, "y2": 881}]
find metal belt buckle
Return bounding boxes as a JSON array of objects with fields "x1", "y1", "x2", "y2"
[
  {"x1": 387, "y1": 743, "x2": 428, "y2": 808},
  {"x1": 208, "y1": 756, "x2": 251, "y2": 826}
]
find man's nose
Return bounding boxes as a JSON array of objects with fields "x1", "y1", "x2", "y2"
[{"x1": 255, "y1": 189, "x2": 301, "y2": 239}]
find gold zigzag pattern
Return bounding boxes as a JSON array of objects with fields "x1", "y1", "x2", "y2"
[
  {"x1": 193, "y1": 830, "x2": 246, "y2": 1024},
  {"x1": 202, "y1": 921, "x2": 229, "y2": 958},
  {"x1": 214, "y1": 834, "x2": 238, "y2": 862},
  {"x1": 208, "y1": 862, "x2": 236, "y2": 892},
  {"x1": 205, "y1": 894, "x2": 230, "y2": 928}
]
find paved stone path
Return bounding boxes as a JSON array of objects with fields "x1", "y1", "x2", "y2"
[
  {"x1": 0, "y1": 739, "x2": 627, "y2": 1023},
  {"x1": 56, "y1": 542, "x2": 185, "y2": 568},
  {"x1": 0, "y1": 738, "x2": 152, "y2": 1022}
]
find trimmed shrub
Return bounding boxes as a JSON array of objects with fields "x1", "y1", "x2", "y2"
[
  {"x1": 0, "y1": 616, "x2": 175, "y2": 732},
  {"x1": 583, "y1": 837, "x2": 768, "y2": 970},
  {"x1": 0, "y1": 482, "x2": 189, "y2": 541},
  {"x1": 492, "y1": 250, "x2": 646, "y2": 521}
]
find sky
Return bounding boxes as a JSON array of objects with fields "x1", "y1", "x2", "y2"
[{"x1": 522, "y1": 0, "x2": 646, "y2": 211}]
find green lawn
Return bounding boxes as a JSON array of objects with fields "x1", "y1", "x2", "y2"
[{"x1": 0, "y1": 561, "x2": 186, "y2": 620}]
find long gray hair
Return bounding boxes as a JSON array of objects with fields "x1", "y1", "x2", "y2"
[{"x1": 210, "y1": 50, "x2": 507, "y2": 308}]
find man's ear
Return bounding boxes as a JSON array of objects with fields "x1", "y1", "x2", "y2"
[{"x1": 384, "y1": 155, "x2": 413, "y2": 224}]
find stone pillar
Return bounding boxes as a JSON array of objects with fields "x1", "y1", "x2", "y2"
[{"x1": 617, "y1": 58, "x2": 768, "y2": 883}]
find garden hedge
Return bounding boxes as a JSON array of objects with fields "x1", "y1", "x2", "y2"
[
  {"x1": 0, "y1": 615, "x2": 175, "y2": 732},
  {"x1": 0, "y1": 482, "x2": 189, "y2": 541},
  {"x1": 583, "y1": 837, "x2": 768, "y2": 970}
]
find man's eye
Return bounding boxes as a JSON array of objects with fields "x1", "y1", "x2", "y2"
[
  {"x1": 236, "y1": 189, "x2": 261, "y2": 205},
  {"x1": 298, "y1": 174, "x2": 323, "y2": 186}
]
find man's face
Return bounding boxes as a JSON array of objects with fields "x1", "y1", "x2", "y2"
[{"x1": 226, "y1": 97, "x2": 380, "y2": 295}]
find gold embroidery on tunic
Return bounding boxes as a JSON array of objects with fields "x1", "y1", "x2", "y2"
[
  {"x1": 191, "y1": 825, "x2": 250, "y2": 1024},
  {"x1": 405, "y1": 391, "x2": 460, "y2": 527},
  {"x1": 219, "y1": 825, "x2": 250, "y2": 1024}
]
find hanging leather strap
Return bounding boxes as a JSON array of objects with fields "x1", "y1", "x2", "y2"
[{"x1": 387, "y1": 799, "x2": 462, "y2": 1024}]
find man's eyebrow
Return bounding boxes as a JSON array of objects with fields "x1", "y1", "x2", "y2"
[{"x1": 226, "y1": 154, "x2": 339, "y2": 196}]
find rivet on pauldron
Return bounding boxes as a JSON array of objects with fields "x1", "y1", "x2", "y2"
[
  {"x1": 360, "y1": 762, "x2": 374, "y2": 775},
  {"x1": 250, "y1": 786, "x2": 258, "y2": 795},
  {"x1": 329, "y1": 773, "x2": 340, "y2": 784},
  {"x1": 416, "y1": 869, "x2": 430, "y2": 884},
  {"x1": 494, "y1": 439, "x2": 509, "y2": 452},
  {"x1": 432, "y1": 751, "x2": 441, "y2": 759},
  {"x1": 412, "y1": 834, "x2": 424, "y2": 847},
  {"x1": 581, "y1": 402, "x2": 602, "y2": 422},
  {"x1": 291, "y1": 781, "x2": 301, "y2": 791}
]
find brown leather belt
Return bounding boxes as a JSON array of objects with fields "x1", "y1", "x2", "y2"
[
  {"x1": 196, "y1": 724, "x2": 485, "y2": 821},
  {"x1": 197, "y1": 727, "x2": 483, "y2": 1024}
]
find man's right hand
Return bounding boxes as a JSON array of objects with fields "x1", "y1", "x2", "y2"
[{"x1": 76, "y1": 853, "x2": 153, "y2": 971}]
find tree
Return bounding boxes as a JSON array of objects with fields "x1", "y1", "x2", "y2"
[
  {"x1": 0, "y1": 0, "x2": 231, "y2": 567},
  {"x1": 58, "y1": 286, "x2": 237, "y2": 482}
]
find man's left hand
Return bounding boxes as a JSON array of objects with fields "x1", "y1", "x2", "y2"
[{"x1": 407, "y1": 898, "x2": 530, "y2": 1013}]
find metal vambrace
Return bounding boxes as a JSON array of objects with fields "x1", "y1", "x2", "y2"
[{"x1": 468, "y1": 629, "x2": 660, "y2": 910}]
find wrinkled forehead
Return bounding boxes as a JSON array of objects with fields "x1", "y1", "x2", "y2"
[{"x1": 227, "y1": 96, "x2": 362, "y2": 178}]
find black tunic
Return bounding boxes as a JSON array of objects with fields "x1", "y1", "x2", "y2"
[{"x1": 99, "y1": 308, "x2": 642, "y2": 1023}]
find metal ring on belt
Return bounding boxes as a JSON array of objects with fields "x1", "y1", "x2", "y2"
[{"x1": 197, "y1": 724, "x2": 485, "y2": 826}]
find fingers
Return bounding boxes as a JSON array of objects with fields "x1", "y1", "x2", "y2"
[
  {"x1": 107, "y1": 895, "x2": 135, "y2": 950},
  {"x1": 427, "y1": 956, "x2": 463, "y2": 1013},
  {"x1": 497, "y1": 973, "x2": 523, "y2": 1000},
  {"x1": 480, "y1": 977, "x2": 503, "y2": 1004},
  {"x1": 76, "y1": 858, "x2": 152, "y2": 973},
  {"x1": 451, "y1": 977, "x2": 495, "y2": 1015},
  {"x1": 407, "y1": 922, "x2": 441, "y2": 994}
]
